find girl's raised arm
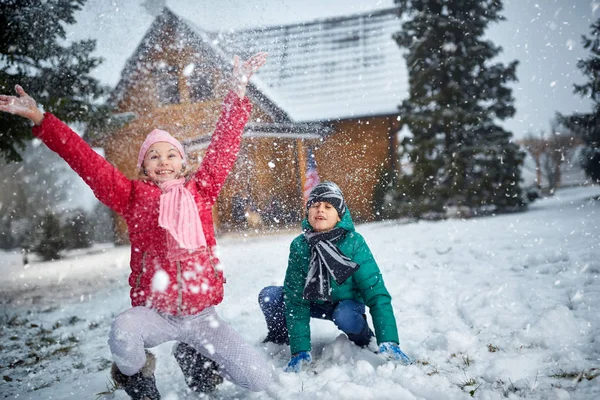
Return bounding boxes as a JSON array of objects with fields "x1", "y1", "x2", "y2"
[
  {"x1": 194, "y1": 52, "x2": 267, "y2": 203},
  {"x1": 0, "y1": 85, "x2": 132, "y2": 215}
]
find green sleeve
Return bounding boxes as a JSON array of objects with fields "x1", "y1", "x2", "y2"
[
  {"x1": 349, "y1": 232, "x2": 399, "y2": 345},
  {"x1": 283, "y1": 237, "x2": 312, "y2": 354}
]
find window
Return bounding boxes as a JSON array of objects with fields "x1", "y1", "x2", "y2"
[
  {"x1": 155, "y1": 62, "x2": 179, "y2": 105},
  {"x1": 187, "y1": 72, "x2": 213, "y2": 102}
]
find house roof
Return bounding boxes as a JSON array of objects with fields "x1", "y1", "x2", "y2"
[
  {"x1": 110, "y1": 7, "x2": 407, "y2": 124},
  {"x1": 108, "y1": 8, "x2": 291, "y2": 123},
  {"x1": 214, "y1": 7, "x2": 407, "y2": 122}
]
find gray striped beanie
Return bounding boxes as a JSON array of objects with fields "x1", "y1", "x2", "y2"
[{"x1": 306, "y1": 181, "x2": 346, "y2": 217}]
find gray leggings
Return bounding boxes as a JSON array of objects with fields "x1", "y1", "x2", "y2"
[{"x1": 108, "y1": 306, "x2": 272, "y2": 392}]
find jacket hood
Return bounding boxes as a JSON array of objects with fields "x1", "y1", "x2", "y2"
[{"x1": 301, "y1": 208, "x2": 355, "y2": 233}]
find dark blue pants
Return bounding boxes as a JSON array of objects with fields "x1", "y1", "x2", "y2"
[{"x1": 258, "y1": 285, "x2": 373, "y2": 347}]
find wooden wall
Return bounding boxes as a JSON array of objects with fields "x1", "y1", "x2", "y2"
[{"x1": 315, "y1": 116, "x2": 397, "y2": 222}]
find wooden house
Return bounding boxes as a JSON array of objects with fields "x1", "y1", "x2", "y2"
[{"x1": 93, "y1": 7, "x2": 407, "y2": 242}]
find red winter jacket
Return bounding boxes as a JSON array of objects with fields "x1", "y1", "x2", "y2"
[{"x1": 32, "y1": 91, "x2": 252, "y2": 315}]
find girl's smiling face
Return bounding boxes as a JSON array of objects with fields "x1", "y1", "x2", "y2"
[
  {"x1": 308, "y1": 201, "x2": 341, "y2": 232},
  {"x1": 143, "y1": 142, "x2": 184, "y2": 183}
]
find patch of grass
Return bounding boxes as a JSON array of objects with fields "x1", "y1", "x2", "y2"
[
  {"x1": 32, "y1": 380, "x2": 54, "y2": 391},
  {"x1": 458, "y1": 376, "x2": 482, "y2": 397},
  {"x1": 40, "y1": 335, "x2": 58, "y2": 345},
  {"x1": 0, "y1": 310, "x2": 87, "y2": 399},
  {"x1": 67, "y1": 334, "x2": 79, "y2": 343},
  {"x1": 550, "y1": 368, "x2": 599, "y2": 382},
  {"x1": 96, "y1": 357, "x2": 113, "y2": 371},
  {"x1": 72, "y1": 362, "x2": 85, "y2": 370},
  {"x1": 50, "y1": 344, "x2": 75, "y2": 357},
  {"x1": 52, "y1": 316, "x2": 83, "y2": 330},
  {"x1": 468, "y1": 383, "x2": 482, "y2": 397},
  {"x1": 487, "y1": 343, "x2": 499, "y2": 352},
  {"x1": 6, "y1": 315, "x2": 28, "y2": 327},
  {"x1": 25, "y1": 333, "x2": 60, "y2": 348},
  {"x1": 8, "y1": 358, "x2": 26, "y2": 368},
  {"x1": 89, "y1": 321, "x2": 100, "y2": 330},
  {"x1": 458, "y1": 377, "x2": 477, "y2": 389},
  {"x1": 95, "y1": 378, "x2": 119, "y2": 399},
  {"x1": 67, "y1": 316, "x2": 83, "y2": 325},
  {"x1": 449, "y1": 352, "x2": 474, "y2": 367},
  {"x1": 414, "y1": 359, "x2": 438, "y2": 375},
  {"x1": 517, "y1": 343, "x2": 538, "y2": 351}
]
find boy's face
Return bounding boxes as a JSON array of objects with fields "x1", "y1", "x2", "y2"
[
  {"x1": 308, "y1": 201, "x2": 341, "y2": 232},
  {"x1": 143, "y1": 142, "x2": 184, "y2": 183}
]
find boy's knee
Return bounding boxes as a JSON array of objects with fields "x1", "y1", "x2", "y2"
[
  {"x1": 333, "y1": 301, "x2": 360, "y2": 318},
  {"x1": 332, "y1": 302, "x2": 365, "y2": 333},
  {"x1": 258, "y1": 286, "x2": 282, "y2": 306}
]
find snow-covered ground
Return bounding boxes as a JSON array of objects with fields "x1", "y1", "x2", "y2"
[{"x1": 1, "y1": 185, "x2": 599, "y2": 400}]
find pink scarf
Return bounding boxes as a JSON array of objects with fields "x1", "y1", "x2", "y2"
[{"x1": 158, "y1": 178, "x2": 207, "y2": 260}]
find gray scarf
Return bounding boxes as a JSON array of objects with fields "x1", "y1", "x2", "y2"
[{"x1": 302, "y1": 227, "x2": 359, "y2": 301}]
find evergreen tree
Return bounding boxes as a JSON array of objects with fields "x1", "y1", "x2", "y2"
[
  {"x1": 0, "y1": 0, "x2": 107, "y2": 162},
  {"x1": 62, "y1": 209, "x2": 92, "y2": 249},
  {"x1": 559, "y1": 18, "x2": 600, "y2": 183},
  {"x1": 0, "y1": 143, "x2": 73, "y2": 248},
  {"x1": 372, "y1": 167, "x2": 399, "y2": 220},
  {"x1": 393, "y1": 0, "x2": 524, "y2": 217},
  {"x1": 31, "y1": 212, "x2": 67, "y2": 261},
  {"x1": 90, "y1": 202, "x2": 115, "y2": 244}
]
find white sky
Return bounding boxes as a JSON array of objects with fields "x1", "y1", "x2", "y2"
[
  {"x1": 64, "y1": 0, "x2": 599, "y2": 140},
  {"x1": 1, "y1": 185, "x2": 599, "y2": 399}
]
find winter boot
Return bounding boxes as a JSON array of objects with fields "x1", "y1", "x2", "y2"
[
  {"x1": 111, "y1": 351, "x2": 160, "y2": 400},
  {"x1": 174, "y1": 342, "x2": 223, "y2": 393}
]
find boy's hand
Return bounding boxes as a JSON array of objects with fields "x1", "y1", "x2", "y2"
[
  {"x1": 232, "y1": 52, "x2": 267, "y2": 99},
  {"x1": 378, "y1": 342, "x2": 412, "y2": 365},
  {"x1": 0, "y1": 85, "x2": 44, "y2": 125},
  {"x1": 284, "y1": 351, "x2": 312, "y2": 373}
]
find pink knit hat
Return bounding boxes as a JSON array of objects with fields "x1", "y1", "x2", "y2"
[{"x1": 137, "y1": 129, "x2": 186, "y2": 170}]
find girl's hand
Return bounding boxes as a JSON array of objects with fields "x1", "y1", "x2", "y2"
[
  {"x1": 0, "y1": 85, "x2": 44, "y2": 125},
  {"x1": 232, "y1": 52, "x2": 267, "y2": 99}
]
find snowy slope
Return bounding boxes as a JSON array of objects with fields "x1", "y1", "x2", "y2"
[{"x1": 0, "y1": 185, "x2": 599, "y2": 399}]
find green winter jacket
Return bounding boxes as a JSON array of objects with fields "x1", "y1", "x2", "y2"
[{"x1": 283, "y1": 210, "x2": 399, "y2": 354}]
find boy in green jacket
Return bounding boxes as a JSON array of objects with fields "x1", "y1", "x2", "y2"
[{"x1": 258, "y1": 181, "x2": 412, "y2": 372}]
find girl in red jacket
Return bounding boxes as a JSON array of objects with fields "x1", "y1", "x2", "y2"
[{"x1": 0, "y1": 53, "x2": 271, "y2": 399}]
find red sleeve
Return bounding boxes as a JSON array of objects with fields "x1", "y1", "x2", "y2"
[
  {"x1": 32, "y1": 113, "x2": 132, "y2": 215},
  {"x1": 193, "y1": 91, "x2": 252, "y2": 204}
]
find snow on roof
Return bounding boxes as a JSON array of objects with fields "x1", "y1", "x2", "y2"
[
  {"x1": 215, "y1": 7, "x2": 408, "y2": 122},
  {"x1": 111, "y1": 7, "x2": 408, "y2": 123},
  {"x1": 108, "y1": 9, "x2": 290, "y2": 123}
]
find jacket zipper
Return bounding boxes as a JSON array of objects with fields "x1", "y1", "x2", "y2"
[
  {"x1": 135, "y1": 252, "x2": 147, "y2": 289},
  {"x1": 176, "y1": 260, "x2": 183, "y2": 315}
]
